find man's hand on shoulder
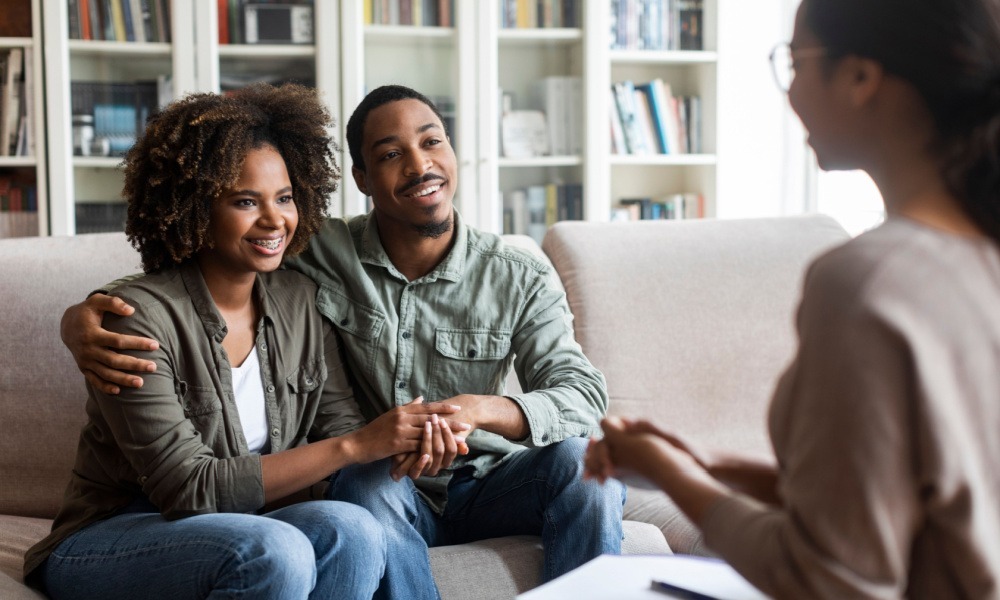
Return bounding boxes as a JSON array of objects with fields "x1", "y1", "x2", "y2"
[{"x1": 62, "y1": 293, "x2": 159, "y2": 395}]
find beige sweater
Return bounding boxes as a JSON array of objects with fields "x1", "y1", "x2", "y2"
[{"x1": 701, "y1": 218, "x2": 1000, "y2": 599}]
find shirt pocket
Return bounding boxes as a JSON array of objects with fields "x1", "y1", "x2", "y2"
[
  {"x1": 181, "y1": 386, "x2": 224, "y2": 449},
  {"x1": 317, "y1": 285, "x2": 385, "y2": 386},
  {"x1": 280, "y1": 360, "x2": 326, "y2": 446},
  {"x1": 429, "y1": 328, "x2": 512, "y2": 401}
]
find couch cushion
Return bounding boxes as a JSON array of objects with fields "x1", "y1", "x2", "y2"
[
  {"x1": 430, "y1": 520, "x2": 669, "y2": 599},
  {"x1": 542, "y1": 216, "x2": 849, "y2": 455},
  {"x1": 0, "y1": 515, "x2": 48, "y2": 598},
  {"x1": 0, "y1": 233, "x2": 142, "y2": 518}
]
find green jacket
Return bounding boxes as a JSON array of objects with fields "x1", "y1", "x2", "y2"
[
  {"x1": 287, "y1": 211, "x2": 608, "y2": 510},
  {"x1": 24, "y1": 261, "x2": 363, "y2": 580}
]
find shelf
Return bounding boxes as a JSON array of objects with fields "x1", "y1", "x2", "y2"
[
  {"x1": 0, "y1": 157, "x2": 37, "y2": 167},
  {"x1": 498, "y1": 29, "x2": 582, "y2": 45},
  {"x1": 73, "y1": 157, "x2": 123, "y2": 169},
  {"x1": 499, "y1": 156, "x2": 583, "y2": 168},
  {"x1": 219, "y1": 44, "x2": 315, "y2": 58},
  {"x1": 610, "y1": 50, "x2": 718, "y2": 65},
  {"x1": 0, "y1": 38, "x2": 33, "y2": 49},
  {"x1": 68, "y1": 40, "x2": 172, "y2": 57},
  {"x1": 365, "y1": 25, "x2": 455, "y2": 44},
  {"x1": 610, "y1": 154, "x2": 718, "y2": 166}
]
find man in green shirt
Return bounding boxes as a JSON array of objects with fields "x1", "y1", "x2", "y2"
[{"x1": 63, "y1": 85, "x2": 625, "y2": 600}]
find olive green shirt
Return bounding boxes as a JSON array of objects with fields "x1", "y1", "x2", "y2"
[
  {"x1": 287, "y1": 211, "x2": 608, "y2": 509},
  {"x1": 24, "y1": 261, "x2": 364, "y2": 580}
]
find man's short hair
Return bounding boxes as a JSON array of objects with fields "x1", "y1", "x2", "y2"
[{"x1": 346, "y1": 85, "x2": 448, "y2": 172}]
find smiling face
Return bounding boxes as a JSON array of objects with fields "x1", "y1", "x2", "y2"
[
  {"x1": 199, "y1": 144, "x2": 298, "y2": 276},
  {"x1": 352, "y1": 98, "x2": 457, "y2": 239}
]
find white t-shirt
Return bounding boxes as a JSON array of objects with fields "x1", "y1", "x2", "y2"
[{"x1": 230, "y1": 346, "x2": 268, "y2": 454}]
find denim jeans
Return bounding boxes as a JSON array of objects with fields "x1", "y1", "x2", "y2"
[
  {"x1": 40, "y1": 499, "x2": 386, "y2": 600},
  {"x1": 327, "y1": 437, "x2": 627, "y2": 600}
]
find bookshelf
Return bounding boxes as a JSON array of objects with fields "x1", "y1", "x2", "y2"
[
  {"x1": 36, "y1": 0, "x2": 720, "y2": 237},
  {"x1": 340, "y1": 1, "x2": 477, "y2": 222},
  {"x1": 0, "y1": 0, "x2": 47, "y2": 238}
]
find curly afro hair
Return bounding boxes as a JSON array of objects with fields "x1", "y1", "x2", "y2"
[{"x1": 122, "y1": 82, "x2": 339, "y2": 273}]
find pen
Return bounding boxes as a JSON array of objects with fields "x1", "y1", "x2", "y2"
[{"x1": 650, "y1": 579, "x2": 720, "y2": 600}]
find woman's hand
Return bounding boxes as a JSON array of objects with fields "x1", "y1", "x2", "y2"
[
  {"x1": 390, "y1": 413, "x2": 470, "y2": 481},
  {"x1": 61, "y1": 294, "x2": 159, "y2": 394},
  {"x1": 343, "y1": 398, "x2": 469, "y2": 469},
  {"x1": 584, "y1": 417, "x2": 706, "y2": 485}
]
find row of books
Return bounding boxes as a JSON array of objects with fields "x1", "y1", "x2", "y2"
[
  {"x1": 501, "y1": 183, "x2": 583, "y2": 244},
  {"x1": 610, "y1": 193, "x2": 704, "y2": 221},
  {"x1": 67, "y1": 0, "x2": 172, "y2": 43},
  {"x1": 0, "y1": 175, "x2": 38, "y2": 238},
  {"x1": 76, "y1": 201, "x2": 127, "y2": 234},
  {"x1": 219, "y1": 0, "x2": 314, "y2": 45},
  {"x1": 365, "y1": 0, "x2": 455, "y2": 27},
  {"x1": 499, "y1": 0, "x2": 579, "y2": 29},
  {"x1": 71, "y1": 80, "x2": 164, "y2": 157},
  {"x1": 610, "y1": 0, "x2": 704, "y2": 51},
  {"x1": 0, "y1": 48, "x2": 34, "y2": 157},
  {"x1": 610, "y1": 79, "x2": 701, "y2": 155},
  {"x1": 499, "y1": 76, "x2": 583, "y2": 158}
]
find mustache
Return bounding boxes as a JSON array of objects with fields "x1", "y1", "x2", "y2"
[{"x1": 398, "y1": 173, "x2": 445, "y2": 195}]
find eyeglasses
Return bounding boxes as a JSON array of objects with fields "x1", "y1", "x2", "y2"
[{"x1": 769, "y1": 43, "x2": 828, "y2": 93}]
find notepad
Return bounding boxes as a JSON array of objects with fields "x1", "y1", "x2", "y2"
[{"x1": 517, "y1": 554, "x2": 769, "y2": 600}]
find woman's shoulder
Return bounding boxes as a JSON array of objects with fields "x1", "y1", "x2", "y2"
[
  {"x1": 108, "y1": 269, "x2": 185, "y2": 310},
  {"x1": 259, "y1": 269, "x2": 318, "y2": 298},
  {"x1": 804, "y1": 219, "x2": 999, "y2": 324}
]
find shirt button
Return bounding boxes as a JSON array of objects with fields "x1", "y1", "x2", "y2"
[
  {"x1": 402, "y1": 331, "x2": 411, "y2": 339},
  {"x1": 267, "y1": 385, "x2": 275, "y2": 393},
  {"x1": 259, "y1": 342, "x2": 267, "y2": 351},
  {"x1": 304, "y1": 377, "x2": 313, "y2": 385},
  {"x1": 340, "y1": 318, "x2": 349, "y2": 326},
  {"x1": 271, "y1": 428, "x2": 280, "y2": 437},
  {"x1": 397, "y1": 381, "x2": 406, "y2": 389},
  {"x1": 467, "y1": 349, "x2": 477, "y2": 358},
  {"x1": 138, "y1": 475, "x2": 148, "y2": 485}
]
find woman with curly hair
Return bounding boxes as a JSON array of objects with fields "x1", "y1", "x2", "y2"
[
  {"x1": 24, "y1": 83, "x2": 464, "y2": 599},
  {"x1": 587, "y1": 0, "x2": 1000, "y2": 597}
]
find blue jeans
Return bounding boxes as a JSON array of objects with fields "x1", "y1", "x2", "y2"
[
  {"x1": 327, "y1": 437, "x2": 626, "y2": 600},
  {"x1": 40, "y1": 499, "x2": 386, "y2": 600}
]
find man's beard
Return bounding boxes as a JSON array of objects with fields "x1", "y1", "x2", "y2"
[
  {"x1": 412, "y1": 206, "x2": 453, "y2": 239},
  {"x1": 413, "y1": 217, "x2": 452, "y2": 239}
]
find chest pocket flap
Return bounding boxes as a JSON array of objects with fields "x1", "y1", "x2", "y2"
[
  {"x1": 435, "y1": 329, "x2": 511, "y2": 361},
  {"x1": 286, "y1": 360, "x2": 326, "y2": 394},
  {"x1": 317, "y1": 285, "x2": 385, "y2": 341}
]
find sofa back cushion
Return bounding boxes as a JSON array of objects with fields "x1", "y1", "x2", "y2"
[
  {"x1": 0, "y1": 233, "x2": 141, "y2": 518},
  {"x1": 542, "y1": 216, "x2": 850, "y2": 455}
]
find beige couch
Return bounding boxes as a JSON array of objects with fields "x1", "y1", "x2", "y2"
[{"x1": 0, "y1": 215, "x2": 849, "y2": 599}]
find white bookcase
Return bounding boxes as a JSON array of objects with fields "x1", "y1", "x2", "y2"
[
  {"x1": 0, "y1": 0, "x2": 48, "y2": 237},
  {"x1": 37, "y1": 0, "x2": 722, "y2": 236}
]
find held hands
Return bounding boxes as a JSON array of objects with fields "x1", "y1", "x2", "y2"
[
  {"x1": 343, "y1": 397, "x2": 471, "y2": 480},
  {"x1": 61, "y1": 294, "x2": 159, "y2": 394},
  {"x1": 390, "y1": 411, "x2": 471, "y2": 481}
]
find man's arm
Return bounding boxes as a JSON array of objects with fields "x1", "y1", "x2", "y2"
[
  {"x1": 61, "y1": 293, "x2": 159, "y2": 394},
  {"x1": 501, "y1": 270, "x2": 608, "y2": 445}
]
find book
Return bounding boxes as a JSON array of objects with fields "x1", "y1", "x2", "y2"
[
  {"x1": 609, "y1": 88, "x2": 627, "y2": 154},
  {"x1": 517, "y1": 554, "x2": 768, "y2": 600},
  {"x1": 0, "y1": 49, "x2": 23, "y2": 157}
]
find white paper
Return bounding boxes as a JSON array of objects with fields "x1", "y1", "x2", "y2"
[{"x1": 517, "y1": 554, "x2": 769, "y2": 600}]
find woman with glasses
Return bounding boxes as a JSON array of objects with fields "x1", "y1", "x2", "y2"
[{"x1": 586, "y1": 0, "x2": 1000, "y2": 596}]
